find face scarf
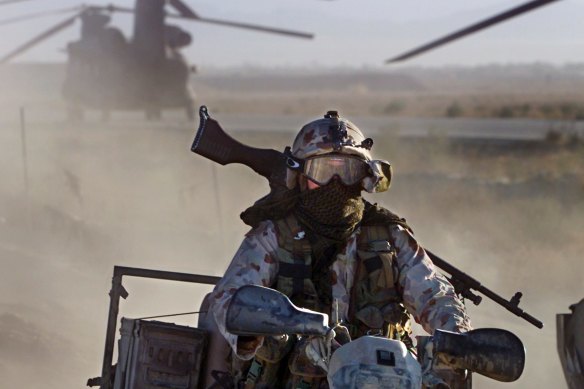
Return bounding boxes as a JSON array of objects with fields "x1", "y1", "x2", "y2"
[{"x1": 294, "y1": 178, "x2": 365, "y2": 243}]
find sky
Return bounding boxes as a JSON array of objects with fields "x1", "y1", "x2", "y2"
[{"x1": 0, "y1": 0, "x2": 583, "y2": 68}]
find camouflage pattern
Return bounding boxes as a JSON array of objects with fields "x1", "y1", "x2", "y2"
[
  {"x1": 273, "y1": 216, "x2": 321, "y2": 311},
  {"x1": 351, "y1": 242, "x2": 407, "y2": 340},
  {"x1": 291, "y1": 116, "x2": 372, "y2": 161},
  {"x1": 208, "y1": 219, "x2": 472, "y2": 361},
  {"x1": 225, "y1": 285, "x2": 329, "y2": 337},
  {"x1": 286, "y1": 112, "x2": 392, "y2": 193},
  {"x1": 432, "y1": 328, "x2": 525, "y2": 383}
]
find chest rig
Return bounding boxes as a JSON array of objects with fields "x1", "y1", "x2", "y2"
[
  {"x1": 273, "y1": 215, "x2": 321, "y2": 312},
  {"x1": 242, "y1": 211, "x2": 413, "y2": 388},
  {"x1": 273, "y1": 213, "x2": 412, "y2": 342}
]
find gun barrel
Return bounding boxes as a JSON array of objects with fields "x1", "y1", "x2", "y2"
[
  {"x1": 517, "y1": 310, "x2": 544, "y2": 329},
  {"x1": 481, "y1": 286, "x2": 544, "y2": 329},
  {"x1": 426, "y1": 250, "x2": 543, "y2": 329}
]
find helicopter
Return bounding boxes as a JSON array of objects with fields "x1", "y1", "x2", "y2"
[{"x1": 0, "y1": 0, "x2": 313, "y2": 121}]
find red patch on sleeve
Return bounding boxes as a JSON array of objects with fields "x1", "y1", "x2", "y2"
[{"x1": 264, "y1": 254, "x2": 275, "y2": 264}]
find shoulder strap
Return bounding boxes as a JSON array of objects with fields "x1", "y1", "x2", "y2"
[{"x1": 360, "y1": 201, "x2": 412, "y2": 233}]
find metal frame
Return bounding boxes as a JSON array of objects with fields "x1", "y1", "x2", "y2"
[
  {"x1": 557, "y1": 310, "x2": 584, "y2": 389},
  {"x1": 94, "y1": 265, "x2": 220, "y2": 389}
]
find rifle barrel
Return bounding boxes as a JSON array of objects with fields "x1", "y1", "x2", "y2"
[{"x1": 426, "y1": 250, "x2": 543, "y2": 329}]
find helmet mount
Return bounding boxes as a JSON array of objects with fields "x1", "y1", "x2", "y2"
[{"x1": 322, "y1": 110, "x2": 374, "y2": 153}]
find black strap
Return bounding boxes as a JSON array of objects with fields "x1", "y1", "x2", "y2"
[
  {"x1": 363, "y1": 256, "x2": 383, "y2": 273},
  {"x1": 360, "y1": 201, "x2": 412, "y2": 232},
  {"x1": 281, "y1": 258, "x2": 311, "y2": 297},
  {"x1": 278, "y1": 262, "x2": 312, "y2": 279}
]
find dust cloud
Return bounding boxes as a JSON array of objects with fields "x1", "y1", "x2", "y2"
[{"x1": 0, "y1": 66, "x2": 583, "y2": 389}]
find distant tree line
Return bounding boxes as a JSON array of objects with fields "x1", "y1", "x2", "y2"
[{"x1": 444, "y1": 101, "x2": 584, "y2": 120}]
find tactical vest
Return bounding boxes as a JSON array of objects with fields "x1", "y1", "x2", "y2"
[
  {"x1": 273, "y1": 213, "x2": 412, "y2": 342},
  {"x1": 242, "y1": 211, "x2": 413, "y2": 388}
]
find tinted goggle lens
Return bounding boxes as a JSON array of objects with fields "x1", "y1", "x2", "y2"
[{"x1": 303, "y1": 155, "x2": 369, "y2": 186}]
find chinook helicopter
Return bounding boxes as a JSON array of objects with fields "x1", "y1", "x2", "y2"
[{"x1": 0, "y1": 0, "x2": 312, "y2": 121}]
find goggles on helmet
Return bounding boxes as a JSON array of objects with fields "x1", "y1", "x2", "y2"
[{"x1": 301, "y1": 154, "x2": 370, "y2": 186}]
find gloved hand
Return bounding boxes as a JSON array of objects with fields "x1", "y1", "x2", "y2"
[
  {"x1": 419, "y1": 335, "x2": 444, "y2": 386},
  {"x1": 419, "y1": 335, "x2": 470, "y2": 389},
  {"x1": 304, "y1": 329, "x2": 336, "y2": 372}
]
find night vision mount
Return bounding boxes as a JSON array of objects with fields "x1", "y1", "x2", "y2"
[{"x1": 324, "y1": 110, "x2": 373, "y2": 152}]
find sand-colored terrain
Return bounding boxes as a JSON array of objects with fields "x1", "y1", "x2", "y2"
[{"x1": 0, "y1": 64, "x2": 583, "y2": 388}]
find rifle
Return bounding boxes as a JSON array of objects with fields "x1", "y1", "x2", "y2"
[{"x1": 190, "y1": 106, "x2": 544, "y2": 329}]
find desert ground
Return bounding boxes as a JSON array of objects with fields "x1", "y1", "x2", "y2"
[{"x1": 0, "y1": 64, "x2": 583, "y2": 388}]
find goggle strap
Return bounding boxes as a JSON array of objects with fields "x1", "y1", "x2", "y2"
[{"x1": 283, "y1": 147, "x2": 304, "y2": 171}]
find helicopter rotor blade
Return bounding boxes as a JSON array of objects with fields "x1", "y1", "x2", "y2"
[
  {"x1": 0, "y1": 6, "x2": 79, "y2": 27},
  {"x1": 386, "y1": 0, "x2": 562, "y2": 63},
  {"x1": 168, "y1": 13, "x2": 313, "y2": 39},
  {"x1": 0, "y1": 12, "x2": 79, "y2": 64},
  {"x1": 167, "y1": 0, "x2": 199, "y2": 19},
  {"x1": 0, "y1": 0, "x2": 39, "y2": 5},
  {"x1": 92, "y1": 1, "x2": 312, "y2": 39},
  {"x1": 93, "y1": 4, "x2": 134, "y2": 14}
]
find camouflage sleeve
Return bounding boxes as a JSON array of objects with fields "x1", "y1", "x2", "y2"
[
  {"x1": 208, "y1": 220, "x2": 280, "y2": 359},
  {"x1": 390, "y1": 225, "x2": 472, "y2": 334}
]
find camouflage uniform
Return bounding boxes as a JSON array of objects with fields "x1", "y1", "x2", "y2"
[
  {"x1": 205, "y1": 111, "x2": 471, "y2": 387},
  {"x1": 210, "y1": 219, "x2": 472, "y2": 361}
]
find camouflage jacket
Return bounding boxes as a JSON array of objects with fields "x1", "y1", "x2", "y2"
[{"x1": 209, "y1": 219, "x2": 472, "y2": 360}]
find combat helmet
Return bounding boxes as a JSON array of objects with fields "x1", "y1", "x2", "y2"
[{"x1": 285, "y1": 111, "x2": 392, "y2": 193}]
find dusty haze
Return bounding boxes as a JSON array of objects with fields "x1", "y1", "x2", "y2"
[{"x1": 0, "y1": 64, "x2": 583, "y2": 388}]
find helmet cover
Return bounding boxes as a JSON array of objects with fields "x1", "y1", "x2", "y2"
[
  {"x1": 291, "y1": 111, "x2": 372, "y2": 161},
  {"x1": 286, "y1": 111, "x2": 391, "y2": 193}
]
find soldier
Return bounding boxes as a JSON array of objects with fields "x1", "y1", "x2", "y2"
[{"x1": 202, "y1": 111, "x2": 472, "y2": 388}]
